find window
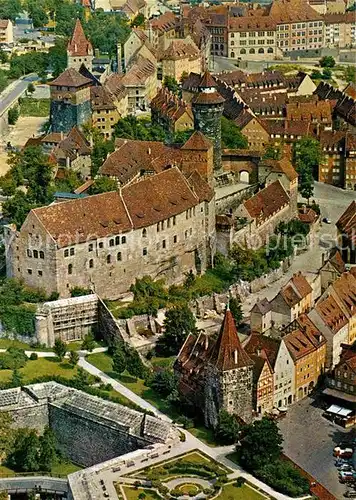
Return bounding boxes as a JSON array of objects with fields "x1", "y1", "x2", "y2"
[
  {"x1": 68, "y1": 264, "x2": 73, "y2": 275},
  {"x1": 121, "y1": 236, "x2": 126, "y2": 244},
  {"x1": 27, "y1": 269, "x2": 32, "y2": 274},
  {"x1": 70, "y1": 248, "x2": 75, "y2": 256},
  {"x1": 109, "y1": 239, "x2": 114, "y2": 247},
  {"x1": 258, "y1": 48, "x2": 264, "y2": 53},
  {"x1": 115, "y1": 236, "x2": 120, "y2": 245},
  {"x1": 89, "y1": 243, "x2": 93, "y2": 252},
  {"x1": 240, "y1": 40, "x2": 246, "y2": 46},
  {"x1": 106, "y1": 255, "x2": 111, "y2": 264},
  {"x1": 162, "y1": 239, "x2": 166, "y2": 249},
  {"x1": 117, "y1": 252, "x2": 122, "y2": 261},
  {"x1": 249, "y1": 48, "x2": 255, "y2": 54},
  {"x1": 143, "y1": 247, "x2": 147, "y2": 256},
  {"x1": 89, "y1": 259, "x2": 94, "y2": 268},
  {"x1": 33, "y1": 250, "x2": 38, "y2": 259},
  {"x1": 267, "y1": 47, "x2": 273, "y2": 53},
  {"x1": 173, "y1": 216, "x2": 176, "y2": 226},
  {"x1": 173, "y1": 235, "x2": 177, "y2": 243},
  {"x1": 99, "y1": 242, "x2": 104, "y2": 249},
  {"x1": 142, "y1": 228, "x2": 147, "y2": 238},
  {"x1": 39, "y1": 251, "x2": 44, "y2": 259},
  {"x1": 240, "y1": 48, "x2": 246, "y2": 54},
  {"x1": 27, "y1": 249, "x2": 32, "y2": 258},
  {"x1": 64, "y1": 249, "x2": 69, "y2": 257},
  {"x1": 38, "y1": 270, "x2": 42, "y2": 276}
]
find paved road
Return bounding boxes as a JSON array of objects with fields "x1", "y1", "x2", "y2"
[
  {"x1": 0, "y1": 346, "x2": 107, "y2": 358},
  {"x1": 0, "y1": 74, "x2": 38, "y2": 115},
  {"x1": 0, "y1": 476, "x2": 68, "y2": 494}
]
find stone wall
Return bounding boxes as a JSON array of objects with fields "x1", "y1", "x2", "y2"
[
  {"x1": 49, "y1": 404, "x2": 144, "y2": 467},
  {"x1": 10, "y1": 403, "x2": 49, "y2": 432},
  {"x1": 97, "y1": 298, "x2": 127, "y2": 346},
  {"x1": 215, "y1": 184, "x2": 257, "y2": 215}
]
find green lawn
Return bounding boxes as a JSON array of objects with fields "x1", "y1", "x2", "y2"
[
  {"x1": 218, "y1": 483, "x2": 266, "y2": 499},
  {"x1": 120, "y1": 486, "x2": 160, "y2": 500},
  {"x1": 0, "y1": 465, "x2": 15, "y2": 477},
  {"x1": 0, "y1": 338, "x2": 53, "y2": 351},
  {"x1": 0, "y1": 357, "x2": 78, "y2": 384},
  {"x1": 86, "y1": 352, "x2": 218, "y2": 445},
  {"x1": 0, "y1": 460, "x2": 81, "y2": 479},
  {"x1": 19, "y1": 98, "x2": 50, "y2": 117}
]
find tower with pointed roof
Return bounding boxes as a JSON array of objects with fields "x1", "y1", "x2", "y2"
[
  {"x1": 67, "y1": 19, "x2": 93, "y2": 72},
  {"x1": 192, "y1": 71, "x2": 225, "y2": 175},
  {"x1": 49, "y1": 68, "x2": 92, "y2": 133},
  {"x1": 204, "y1": 308, "x2": 254, "y2": 427}
]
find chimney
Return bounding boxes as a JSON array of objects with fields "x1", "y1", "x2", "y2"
[{"x1": 234, "y1": 349, "x2": 238, "y2": 365}]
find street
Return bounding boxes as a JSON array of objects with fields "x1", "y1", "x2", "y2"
[{"x1": 0, "y1": 74, "x2": 38, "y2": 116}]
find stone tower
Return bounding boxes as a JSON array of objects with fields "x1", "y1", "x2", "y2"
[
  {"x1": 67, "y1": 19, "x2": 93, "y2": 72},
  {"x1": 204, "y1": 308, "x2": 254, "y2": 428},
  {"x1": 192, "y1": 71, "x2": 225, "y2": 175},
  {"x1": 49, "y1": 68, "x2": 92, "y2": 133},
  {"x1": 180, "y1": 131, "x2": 214, "y2": 187}
]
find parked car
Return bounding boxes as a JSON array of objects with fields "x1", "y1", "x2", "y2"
[
  {"x1": 339, "y1": 465, "x2": 355, "y2": 472},
  {"x1": 345, "y1": 489, "x2": 356, "y2": 498},
  {"x1": 339, "y1": 471, "x2": 356, "y2": 483},
  {"x1": 323, "y1": 217, "x2": 332, "y2": 224},
  {"x1": 334, "y1": 447, "x2": 354, "y2": 458},
  {"x1": 336, "y1": 458, "x2": 352, "y2": 467}
]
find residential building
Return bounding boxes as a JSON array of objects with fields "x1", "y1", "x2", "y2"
[
  {"x1": 5, "y1": 167, "x2": 216, "y2": 300},
  {"x1": 285, "y1": 100, "x2": 333, "y2": 129},
  {"x1": 0, "y1": 19, "x2": 13, "y2": 44},
  {"x1": 151, "y1": 88, "x2": 194, "y2": 134},
  {"x1": 161, "y1": 39, "x2": 202, "y2": 82},
  {"x1": 90, "y1": 86, "x2": 120, "y2": 139},
  {"x1": 228, "y1": 17, "x2": 279, "y2": 61},
  {"x1": 175, "y1": 308, "x2": 254, "y2": 427},
  {"x1": 250, "y1": 298, "x2": 272, "y2": 334},
  {"x1": 260, "y1": 157, "x2": 299, "y2": 212},
  {"x1": 270, "y1": 273, "x2": 314, "y2": 328},
  {"x1": 67, "y1": 19, "x2": 93, "y2": 72},
  {"x1": 319, "y1": 248, "x2": 346, "y2": 293},
  {"x1": 282, "y1": 314, "x2": 327, "y2": 401},
  {"x1": 120, "y1": 28, "x2": 156, "y2": 71},
  {"x1": 235, "y1": 180, "x2": 292, "y2": 247},
  {"x1": 324, "y1": 12, "x2": 356, "y2": 48},
  {"x1": 148, "y1": 11, "x2": 178, "y2": 52},
  {"x1": 49, "y1": 127, "x2": 92, "y2": 180},
  {"x1": 250, "y1": 352, "x2": 274, "y2": 414},
  {"x1": 324, "y1": 344, "x2": 356, "y2": 409},
  {"x1": 336, "y1": 201, "x2": 356, "y2": 264}
]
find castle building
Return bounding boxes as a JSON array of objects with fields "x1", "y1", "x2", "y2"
[
  {"x1": 5, "y1": 167, "x2": 215, "y2": 300},
  {"x1": 175, "y1": 308, "x2": 254, "y2": 427},
  {"x1": 49, "y1": 68, "x2": 92, "y2": 133},
  {"x1": 67, "y1": 19, "x2": 93, "y2": 72},
  {"x1": 191, "y1": 71, "x2": 225, "y2": 174}
]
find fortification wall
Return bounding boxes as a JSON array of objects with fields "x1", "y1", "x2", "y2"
[{"x1": 10, "y1": 404, "x2": 49, "y2": 432}]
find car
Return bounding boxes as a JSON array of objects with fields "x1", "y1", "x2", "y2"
[
  {"x1": 345, "y1": 490, "x2": 356, "y2": 498},
  {"x1": 337, "y1": 459, "x2": 353, "y2": 468},
  {"x1": 334, "y1": 447, "x2": 354, "y2": 458},
  {"x1": 323, "y1": 217, "x2": 332, "y2": 224},
  {"x1": 339, "y1": 465, "x2": 355, "y2": 472},
  {"x1": 339, "y1": 471, "x2": 356, "y2": 484}
]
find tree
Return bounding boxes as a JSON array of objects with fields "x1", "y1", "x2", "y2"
[
  {"x1": 163, "y1": 76, "x2": 180, "y2": 95},
  {"x1": 7, "y1": 428, "x2": 40, "y2": 472},
  {"x1": 112, "y1": 348, "x2": 126, "y2": 374},
  {"x1": 73, "y1": 367, "x2": 94, "y2": 389},
  {"x1": 221, "y1": 117, "x2": 248, "y2": 149},
  {"x1": 0, "y1": 49, "x2": 8, "y2": 64},
  {"x1": 113, "y1": 116, "x2": 166, "y2": 142},
  {"x1": 293, "y1": 137, "x2": 321, "y2": 202},
  {"x1": 85, "y1": 10, "x2": 130, "y2": 56},
  {"x1": 322, "y1": 68, "x2": 332, "y2": 80},
  {"x1": 71, "y1": 286, "x2": 91, "y2": 297},
  {"x1": 48, "y1": 38, "x2": 68, "y2": 79},
  {"x1": 69, "y1": 350, "x2": 79, "y2": 366},
  {"x1": 8, "y1": 106, "x2": 19, "y2": 125},
  {"x1": 131, "y1": 13, "x2": 145, "y2": 27},
  {"x1": 239, "y1": 417, "x2": 283, "y2": 471},
  {"x1": 0, "y1": 412, "x2": 13, "y2": 458},
  {"x1": 53, "y1": 338, "x2": 67, "y2": 361},
  {"x1": 81, "y1": 332, "x2": 96, "y2": 352},
  {"x1": 27, "y1": 82, "x2": 35, "y2": 95},
  {"x1": 150, "y1": 369, "x2": 178, "y2": 397},
  {"x1": 89, "y1": 176, "x2": 117, "y2": 194},
  {"x1": 0, "y1": 0, "x2": 22, "y2": 21},
  {"x1": 262, "y1": 144, "x2": 282, "y2": 161},
  {"x1": 2, "y1": 191, "x2": 35, "y2": 228},
  {"x1": 229, "y1": 296, "x2": 243, "y2": 326},
  {"x1": 157, "y1": 304, "x2": 197, "y2": 355},
  {"x1": 215, "y1": 410, "x2": 240, "y2": 445},
  {"x1": 39, "y1": 427, "x2": 57, "y2": 472},
  {"x1": 11, "y1": 368, "x2": 23, "y2": 387},
  {"x1": 320, "y1": 56, "x2": 336, "y2": 68},
  {"x1": 126, "y1": 349, "x2": 146, "y2": 379}
]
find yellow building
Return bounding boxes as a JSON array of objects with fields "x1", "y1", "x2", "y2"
[
  {"x1": 161, "y1": 39, "x2": 202, "y2": 82},
  {"x1": 0, "y1": 19, "x2": 13, "y2": 44},
  {"x1": 90, "y1": 86, "x2": 121, "y2": 139},
  {"x1": 283, "y1": 314, "x2": 327, "y2": 401}
]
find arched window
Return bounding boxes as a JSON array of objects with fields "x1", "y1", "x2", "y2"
[
  {"x1": 121, "y1": 236, "x2": 126, "y2": 244},
  {"x1": 215, "y1": 43, "x2": 219, "y2": 50},
  {"x1": 33, "y1": 250, "x2": 38, "y2": 259},
  {"x1": 89, "y1": 259, "x2": 94, "y2": 268},
  {"x1": 106, "y1": 255, "x2": 111, "y2": 264},
  {"x1": 68, "y1": 264, "x2": 73, "y2": 275},
  {"x1": 142, "y1": 229, "x2": 147, "y2": 238},
  {"x1": 249, "y1": 48, "x2": 255, "y2": 54},
  {"x1": 267, "y1": 47, "x2": 273, "y2": 53},
  {"x1": 117, "y1": 252, "x2": 122, "y2": 261},
  {"x1": 109, "y1": 239, "x2": 114, "y2": 247},
  {"x1": 258, "y1": 48, "x2": 264, "y2": 54},
  {"x1": 39, "y1": 251, "x2": 44, "y2": 259},
  {"x1": 240, "y1": 48, "x2": 246, "y2": 54},
  {"x1": 115, "y1": 236, "x2": 120, "y2": 245},
  {"x1": 230, "y1": 52, "x2": 235, "y2": 58},
  {"x1": 220, "y1": 44, "x2": 224, "y2": 50}
]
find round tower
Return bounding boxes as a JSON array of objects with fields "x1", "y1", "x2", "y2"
[{"x1": 192, "y1": 71, "x2": 225, "y2": 174}]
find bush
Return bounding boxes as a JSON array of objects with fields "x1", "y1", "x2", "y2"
[
  {"x1": 8, "y1": 106, "x2": 19, "y2": 125},
  {"x1": 255, "y1": 460, "x2": 310, "y2": 497},
  {"x1": 29, "y1": 352, "x2": 38, "y2": 361},
  {"x1": 0, "y1": 347, "x2": 28, "y2": 370},
  {"x1": 235, "y1": 477, "x2": 246, "y2": 487}
]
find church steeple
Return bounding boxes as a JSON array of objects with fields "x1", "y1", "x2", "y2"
[{"x1": 67, "y1": 19, "x2": 93, "y2": 72}]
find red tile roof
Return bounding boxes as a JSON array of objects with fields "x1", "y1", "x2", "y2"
[
  {"x1": 50, "y1": 68, "x2": 92, "y2": 88},
  {"x1": 316, "y1": 295, "x2": 348, "y2": 334},
  {"x1": 243, "y1": 333, "x2": 280, "y2": 368},
  {"x1": 67, "y1": 19, "x2": 93, "y2": 57},
  {"x1": 263, "y1": 157, "x2": 298, "y2": 181},
  {"x1": 208, "y1": 309, "x2": 253, "y2": 371},
  {"x1": 181, "y1": 131, "x2": 212, "y2": 151},
  {"x1": 337, "y1": 201, "x2": 356, "y2": 246},
  {"x1": 243, "y1": 180, "x2": 289, "y2": 222}
]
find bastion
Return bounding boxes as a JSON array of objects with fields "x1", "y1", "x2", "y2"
[{"x1": 0, "y1": 382, "x2": 175, "y2": 467}]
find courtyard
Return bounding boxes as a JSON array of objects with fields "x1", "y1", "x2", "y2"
[{"x1": 278, "y1": 394, "x2": 351, "y2": 499}]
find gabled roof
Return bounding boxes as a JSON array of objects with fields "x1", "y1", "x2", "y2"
[
  {"x1": 263, "y1": 157, "x2": 298, "y2": 182},
  {"x1": 67, "y1": 19, "x2": 93, "y2": 57},
  {"x1": 251, "y1": 298, "x2": 271, "y2": 315},
  {"x1": 208, "y1": 309, "x2": 253, "y2": 371},
  {"x1": 243, "y1": 333, "x2": 280, "y2": 368},
  {"x1": 50, "y1": 68, "x2": 92, "y2": 88},
  {"x1": 337, "y1": 201, "x2": 356, "y2": 245},
  {"x1": 181, "y1": 131, "x2": 212, "y2": 151},
  {"x1": 327, "y1": 248, "x2": 346, "y2": 275},
  {"x1": 198, "y1": 71, "x2": 218, "y2": 89},
  {"x1": 283, "y1": 328, "x2": 316, "y2": 361},
  {"x1": 186, "y1": 170, "x2": 214, "y2": 203},
  {"x1": 243, "y1": 180, "x2": 289, "y2": 222}
]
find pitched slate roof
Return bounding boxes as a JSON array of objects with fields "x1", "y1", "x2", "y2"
[
  {"x1": 208, "y1": 309, "x2": 253, "y2": 371},
  {"x1": 50, "y1": 68, "x2": 92, "y2": 88},
  {"x1": 243, "y1": 180, "x2": 289, "y2": 222},
  {"x1": 67, "y1": 19, "x2": 93, "y2": 57}
]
